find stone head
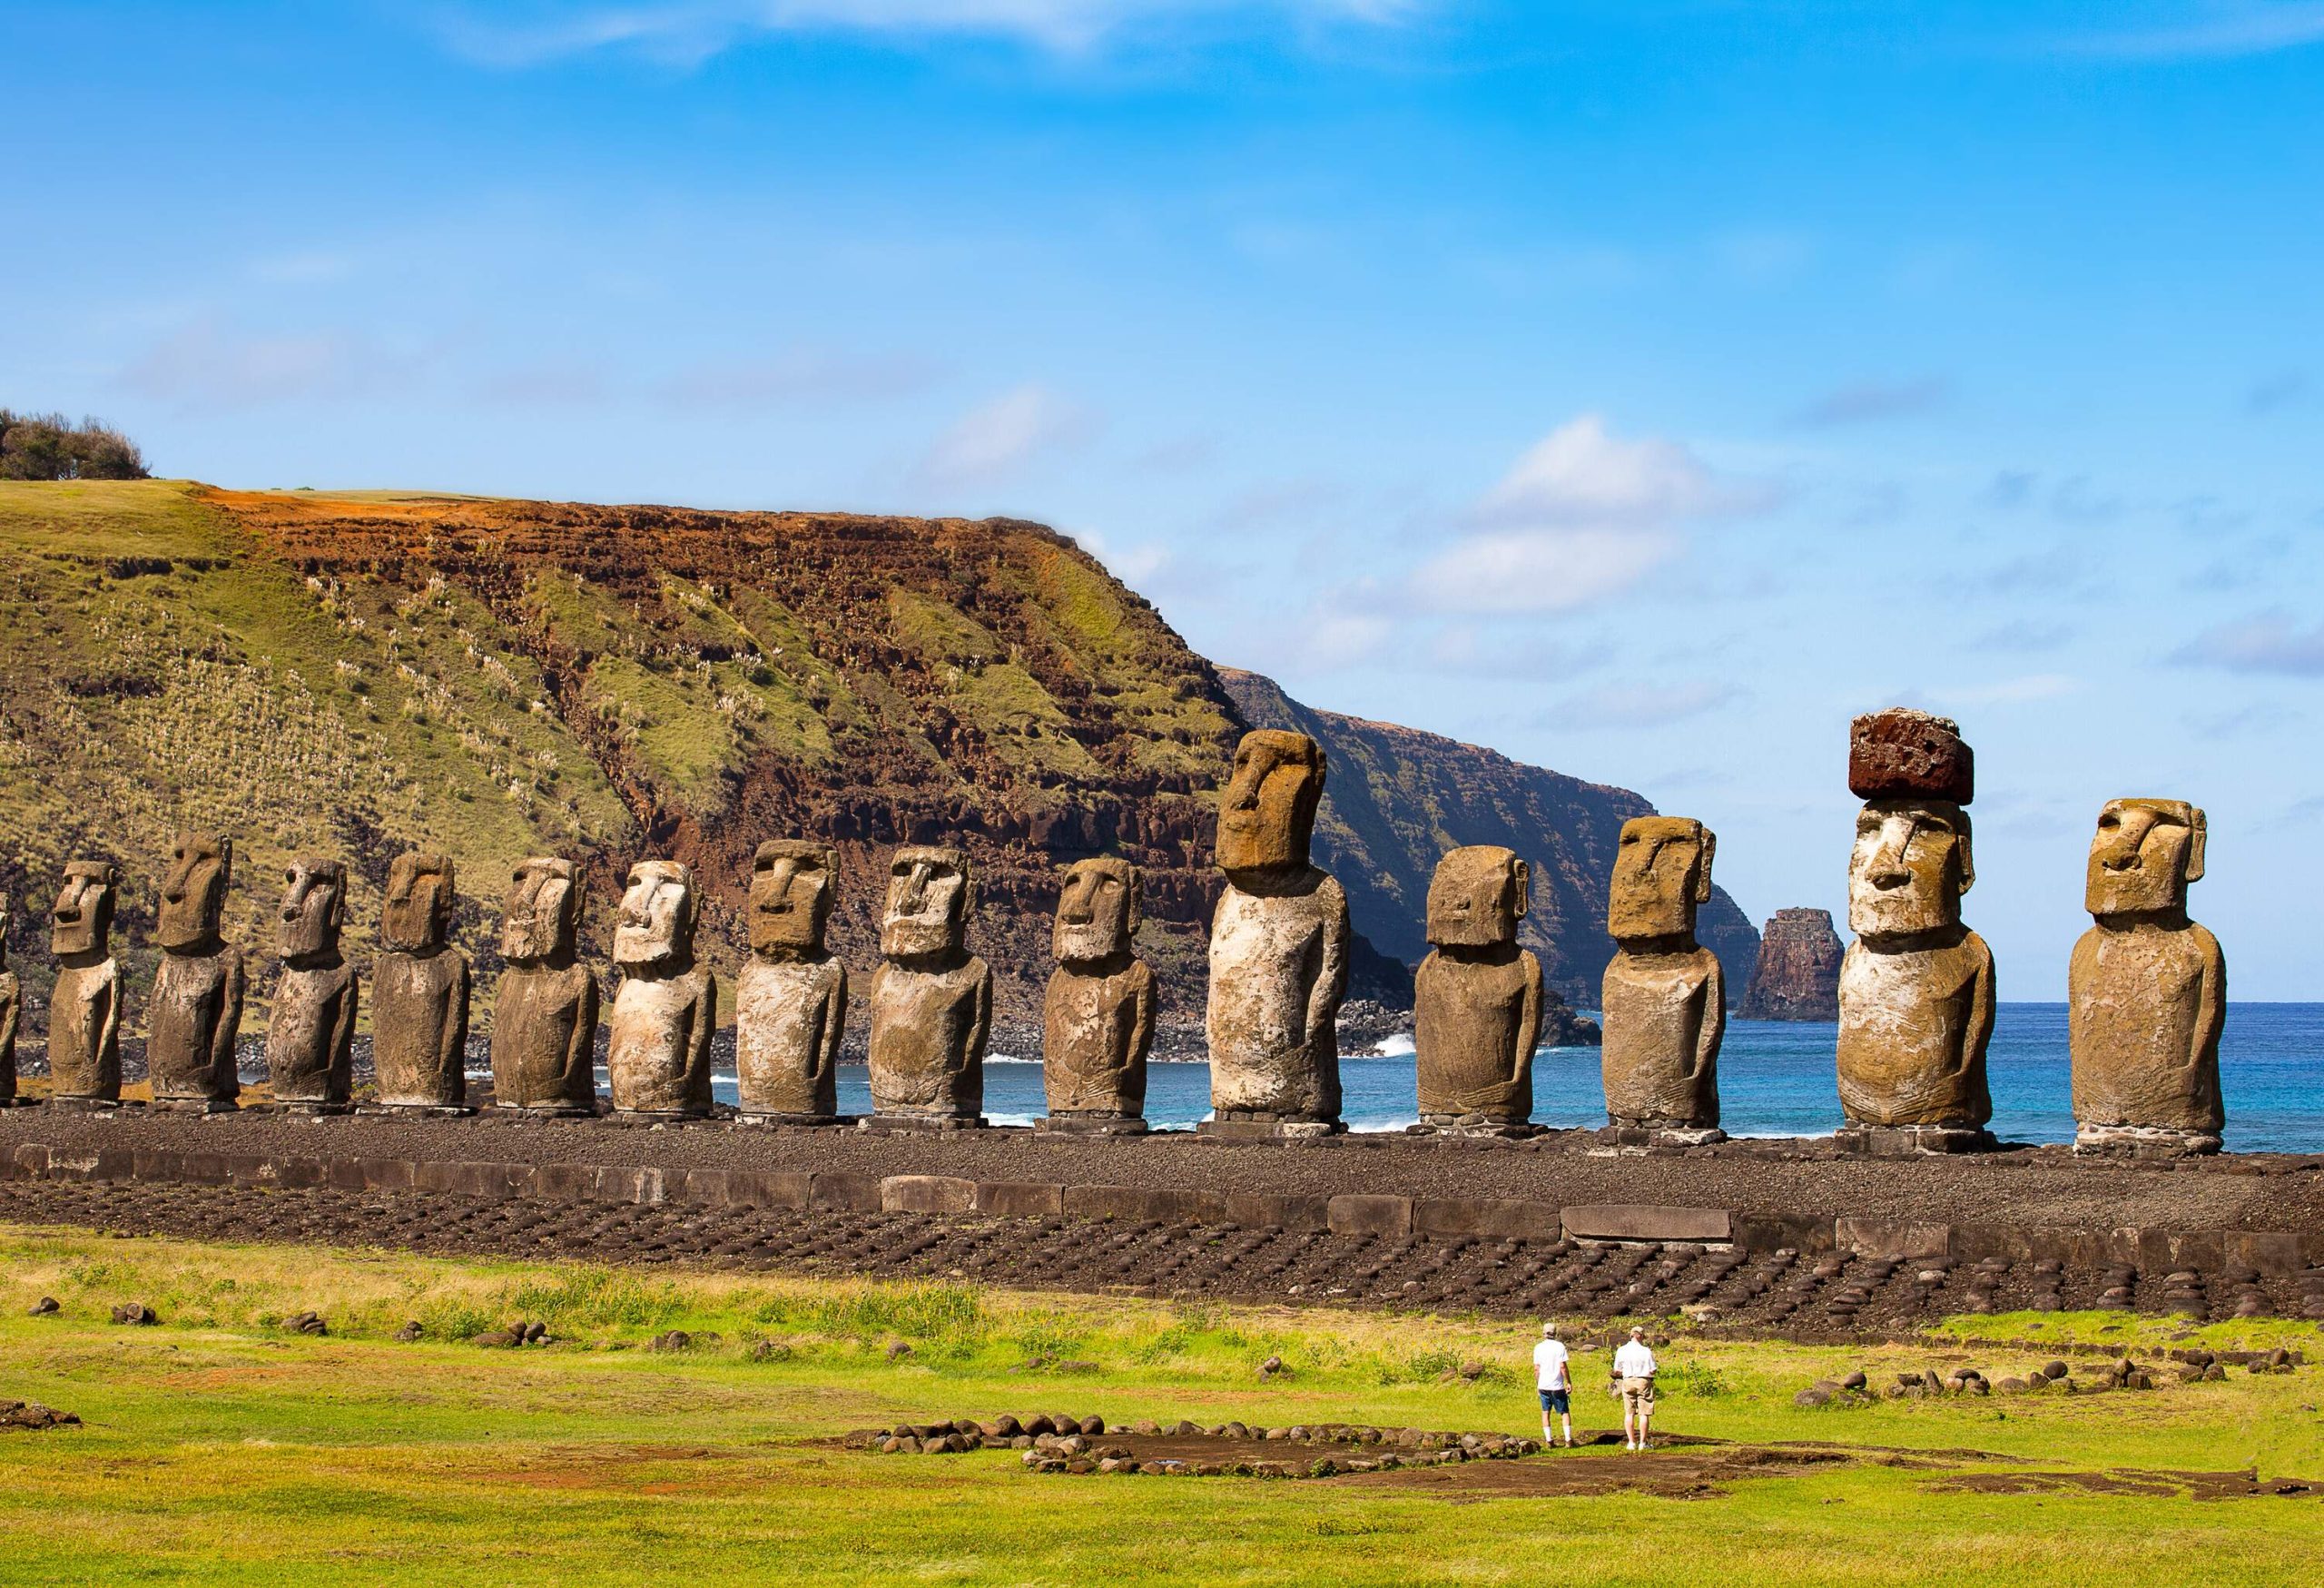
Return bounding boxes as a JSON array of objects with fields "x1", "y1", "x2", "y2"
[
  {"x1": 50, "y1": 860, "x2": 117, "y2": 958},
  {"x1": 1426, "y1": 845, "x2": 1529, "y2": 950},
  {"x1": 1848, "y1": 800, "x2": 1973, "y2": 939},
  {"x1": 1608, "y1": 817, "x2": 1714, "y2": 942},
  {"x1": 501, "y1": 856, "x2": 583, "y2": 964},
  {"x1": 2085, "y1": 799, "x2": 2205, "y2": 919},
  {"x1": 381, "y1": 852, "x2": 457, "y2": 954},
  {"x1": 749, "y1": 840, "x2": 836, "y2": 956},
  {"x1": 1054, "y1": 856, "x2": 1140, "y2": 965},
  {"x1": 614, "y1": 861, "x2": 695, "y2": 970},
  {"x1": 881, "y1": 845, "x2": 972, "y2": 961},
  {"x1": 156, "y1": 832, "x2": 232, "y2": 953},
  {"x1": 1216, "y1": 729, "x2": 1326, "y2": 880},
  {"x1": 277, "y1": 858, "x2": 348, "y2": 961}
]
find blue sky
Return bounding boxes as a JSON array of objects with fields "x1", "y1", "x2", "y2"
[{"x1": 7, "y1": 2, "x2": 2323, "y2": 993}]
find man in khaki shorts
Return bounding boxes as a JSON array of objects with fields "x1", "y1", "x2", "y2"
[{"x1": 1612, "y1": 1325, "x2": 1658, "y2": 1451}]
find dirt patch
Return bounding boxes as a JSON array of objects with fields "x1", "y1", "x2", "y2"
[
  {"x1": 1934, "y1": 1467, "x2": 2324, "y2": 1501},
  {"x1": 1344, "y1": 1444, "x2": 1856, "y2": 1498}
]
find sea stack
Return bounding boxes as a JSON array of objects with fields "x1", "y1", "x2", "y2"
[
  {"x1": 1835, "y1": 708, "x2": 1994, "y2": 1154},
  {"x1": 1739, "y1": 908, "x2": 1843, "y2": 1021}
]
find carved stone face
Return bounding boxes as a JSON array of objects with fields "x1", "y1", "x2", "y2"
[
  {"x1": 615, "y1": 861, "x2": 694, "y2": 969},
  {"x1": 1848, "y1": 800, "x2": 1973, "y2": 938},
  {"x1": 381, "y1": 853, "x2": 456, "y2": 953},
  {"x1": 1054, "y1": 857, "x2": 1139, "y2": 964},
  {"x1": 50, "y1": 861, "x2": 117, "y2": 958},
  {"x1": 1215, "y1": 729, "x2": 1325, "y2": 878},
  {"x1": 0, "y1": 891, "x2": 10, "y2": 970},
  {"x1": 501, "y1": 856, "x2": 582, "y2": 963},
  {"x1": 277, "y1": 859, "x2": 347, "y2": 960},
  {"x1": 2085, "y1": 799, "x2": 2204, "y2": 918},
  {"x1": 156, "y1": 833, "x2": 231, "y2": 952},
  {"x1": 1426, "y1": 845, "x2": 1528, "y2": 950},
  {"x1": 749, "y1": 840, "x2": 835, "y2": 955},
  {"x1": 1608, "y1": 817, "x2": 1712, "y2": 942},
  {"x1": 882, "y1": 845, "x2": 971, "y2": 960}
]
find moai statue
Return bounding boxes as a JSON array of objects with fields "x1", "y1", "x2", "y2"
[
  {"x1": 606, "y1": 861, "x2": 715, "y2": 1119},
  {"x1": 735, "y1": 841, "x2": 847, "y2": 1125},
  {"x1": 491, "y1": 857, "x2": 600, "y2": 1116},
  {"x1": 146, "y1": 833, "x2": 247, "y2": 1111},
  {"x1": 265, "y1": 859, "x2": 359, "y2": 1112},
  {"x1": 1204, "y1": 729, "x2": 1349, "y2": 1137},
  {"x1": 0, "y1": 896, "x2": 20, "y2": 1106},
  {"x1": 46, "y1": 861, "x2": 123, "y2": 1106},
  {"x1": 1836, "y1": 710, "x2": 1994, "y2": 1152},
  {"x1": 1039, "y1": 857, "x2": 1155, "y2": 1134},
  {"x1": 1600, "y1": 817, "x2": 1725, "y2": 1144},
  {"x1": 372, "y1": 852, "x2": 471, "y2": 1111},
  {"x1": 1413, "y1": 845, "x2": 1542, "y2": 1136},
  {"x1": 2070, "y1": 800, "x2": 2225, "y2": 1154},
  {"x1": 866, "y1": 845, "x2": 991, "y2": 1127}
]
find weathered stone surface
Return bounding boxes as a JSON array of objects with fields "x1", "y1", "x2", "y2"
[
  {"x1": 2070, "y1": 800, "x2": 2225, "y2": 1152},
  {"x1": 492, "y1": 857, "x2": 600, "y2": 1114},
  {"x1": 868, "y1": 846, "x2": 990, "y2": 1121},
  {"x1": 735, "y1": 841, "x2": 847, "y2": 1121},
  {"x1": 608, "y1": 861, "x2": 715, "y2": 1118},
  {"x1": 1848, "y1": 707, "x2": 1974, "y2": 804},
  {"x1": 0, "y1": 893, "x2": 19, "y2": 1104},
  {"x1": 1837, "y1": 791, "x2": 1994, "y2": 1132},
  {"x1": 372, "y1": 853, "x2": 471, "y2": 1110},
  {"x1": 1413, "y1": 845, "x2": 1540, "y2": 1129},
  {"x1": 1561, "y1": 1203, "x2": 1731, "y2": 1243},
  {"x1": 1043, "y1": 857, "x2": 1154, "y2": 1125},
  {"x1": 1739, "y1": 907, "x2": 1843, "y2": 1021},
  {"x1": 1600, "y1": 817, "x2": 1723, "y2": 1135},
  {"x1": 146, "y1": 833, "x2": 245, "y2": 1109},
  {"x1": 1207, "y1": 731, "x2": 1347, "y2": 1124},
  {"x1": 265, "y1": 859, "x2": 358, "y2": 1109},
  {"x1": 45, "y1": 861, "x2": 122, "y2": 1102}
]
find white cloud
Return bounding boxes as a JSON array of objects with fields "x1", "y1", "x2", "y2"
[
  {"x1": 915, "y1": 383, "x2": 1093, "y2": 487},
  {"x1": 1476, "y1": 414, "x2": 1749, "y2": 526},
  {"x1": 2064, "y1": 3, "x2": 2324, "y2": 60},
  {"x1": 434, "y1": 0, "x2": 1422, "y2": 67},
  {"x1": 1413, "y1": 526, "x2": 1682, "y2": 615}
]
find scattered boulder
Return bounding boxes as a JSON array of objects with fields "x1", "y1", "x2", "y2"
[
  {"x1": 0, "y1": 1400, "x2": 80, "y2": 1430},
  {"x1": 26, "y1": 1297, "x2": 59, "y2": 1317},
  {"x1": 1258, "y1": 1355, "x2": 1285, "y2": 1380},
  {"x1": 469, "y1": 1330, "x2": 521, "y2": 1349},
  {"x1": 649, "y1": 1330, "x2": 693, "y2": 1353},
  {"x1": 884, "y1": 1340, "x2": 914, "y2": 1362},
  {"x1": 283, "y1": 1311, "x2": 328, "y2": 1336},
  {"x1": 391, "y1": 1320, "x2": 425, "y2": 1343},
  {"x1": 109, "y1": 1303, "x2": 159, "y2": 1327}
]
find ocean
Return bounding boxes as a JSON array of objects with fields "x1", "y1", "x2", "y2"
[{"x1": 692, "y1": 1001, "x2": 2324, "y2": 1153}]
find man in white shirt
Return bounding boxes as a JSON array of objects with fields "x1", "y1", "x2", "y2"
[
  {"x1": 1531, "y1": 1321, "x2": 1573, "y2": 1447},
  {"x1": 1612, "y1": 1325, "x2": 1658, "y2": 1451}
]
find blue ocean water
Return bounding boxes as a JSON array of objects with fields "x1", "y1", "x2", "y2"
[{"x1": 688, "y1": 1002, "x2": 2322, "y2": 1152}]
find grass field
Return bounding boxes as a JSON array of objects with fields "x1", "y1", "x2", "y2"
[{"x1": 0, "y1": 1225, "x2": 2319, "y2": 1585}]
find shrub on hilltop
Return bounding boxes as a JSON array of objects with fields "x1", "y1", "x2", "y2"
[{"x1": 0, "y1": 409, "x2": 149, "y2": 480}]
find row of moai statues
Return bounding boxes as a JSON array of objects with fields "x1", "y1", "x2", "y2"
[{"x1": 0, "y1": 717, "x2": 2226, "y2": 1152}]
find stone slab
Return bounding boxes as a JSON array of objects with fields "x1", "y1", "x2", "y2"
[
  {"x1": 1062, "y1": 1184, "x2": 1228, "y2": 1226},
  {"x1": 1326, "y1": 1193, "x2": 1415, "y2": 1238},
  {"x1": 881, "y1": 1174, "x2": 979, "y2": 1215},
  {"x1": 809, "y1": 1169, "x2": 884, "y2": 1213},
  {"x1": 1222, "y1": 1192, "x2": 1331, "y2": 1233},
  {"x1": 1413, "y1": 1197, "x2": 1561, "y2": 1242},
  {"x1": 1837, "y1": 1217, "x2": 1952, "y2": 1260},
  {"x1": 1563, "y1": 1203, "x2": 1732, "y2": 1244},
  {"x1": 973, "y1": 1180, "x2": 1065, "y2": 1218},
  {"x1": 1733, "y1": 1211, "x2": 1836, "y2": 1254}
]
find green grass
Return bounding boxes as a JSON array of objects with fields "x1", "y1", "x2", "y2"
[{"x1": 1, "y1": 1224, "x2": 2319, "y2": 1585}]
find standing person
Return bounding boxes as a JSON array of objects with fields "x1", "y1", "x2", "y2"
[
  {"x1": 1614, "y1": 1325, "x2": 1659, "y2": 1451},
  {"x1": 1532, "y1": 1321, "x2": 1574, "y2": 1447}
]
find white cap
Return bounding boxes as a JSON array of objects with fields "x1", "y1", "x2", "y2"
[
  {"x1": 1541, "y1": 1321, "x2": 1557, "y2": 1336},
  {"x1": 1629, "y1": 1325, "x2": 1647, "y2": 1337}
]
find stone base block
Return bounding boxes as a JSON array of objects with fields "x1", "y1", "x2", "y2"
[
  {"x1": 2074, "y1": 1123, "x2": 2222, "y2": 1158},
  {"x1": 859, "y1": 1114, "x2": 989, "y2": 1133},
  {"x1": 1197, "y1": 1116, "x2": 1344, "y2": 1141},
  {"x1": 1835, "y1": 1124, "x2": 1994, "y2": 1157},
  {"x1": 359, "y1": 1103, "x2": 478, "y2": 1119},
  {"x1": 1409, "y1": 1117, "x2": 1540, "y2": 1139},
  {"x1": 147, "y1": 1097, "x2": 241, "y2": 1115},
  {"x1": 1036, "y1": 1114, "x2": 1150, "y2": 1137},
  {"x1": 264, "y1": 1100, "x2": 354, "y2": 1117},
  {"x1": 1602, "y1": 1121, "x2": 1726, "y2": 1149},
  {"x1": 0, "y1": 1096, "x2": 41, "y2": 1109},
  {"x1": 734, "y1": 1111, "x2": 847, "y2": 1129},
  {"x1": 492, "y1": 1104, "x2": 598, "y2": 1120},
  {"x1": 606, "y1": 1110, "x2": 711, "y2": 1125},
  {"x1": 43, "y1": 1096, "x2": 123, "y2": 1113}
]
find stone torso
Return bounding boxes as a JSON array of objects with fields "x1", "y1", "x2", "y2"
[
  {"x1": 1837, "y1": 932, "x2": 1993, "y2": 1128},
  {"x1": 492, "y1": 962, "x2": 600, "y2": 1111},
  {"x1": 147, "y1": 946, "x2": 246, "y2": 1101},
  {"x1": 2070, "y1": 922, "x2": 2224, "y2": 1133},
  {"x1": 1600, "y1": 947, "x2": 1721, "y2": 1126},
  {"x1": 608, "y1": 968, "x2": 715, "y2": 1115},
  {"x1": 0, "y1": 971, "x2": 18, "y2": 1101},
  {"x1": 47, "y1": 957, "x2": 121, "y2": 1099},
  {"x1": 1043, "y1": 960, "x2": 1154, "y2": 1116},
  {"x1": 736, "y1": 955, "x2": 846, "y2": 1118},
  {"x1": 372, "y1": 951, "x2": 470, "y2": 1107},
  {"x1": 1414, "y1": 948, "x2": 1539, "y2": 1120},
  {"x1": 868, "y1": 958, "x2": 990, "y2": 1116},
  {"x1": 1206, "y1": 871, "x2": 1348, "y2": 1118},
  {"x1": 266, "y1": 962, "x2": 358, "y2": 1103}
]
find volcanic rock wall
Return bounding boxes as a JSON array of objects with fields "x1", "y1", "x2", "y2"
[{"x1": 1740, "y1": 908, "x2": 1844, "y2": 1021}]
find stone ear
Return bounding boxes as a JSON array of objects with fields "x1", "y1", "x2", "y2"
[
  {"x1": 1955, "y1": 817, "x2": 1975, "y2": 896},
  {"x1": 2185, "y1": 807, "x2": 2207, "y2": 883},
  {"x1": 218, "y1": 837, "x2": 233, "y2": 888},
  {"x1": 1127, "y1": 865, "x2": 1144, "y2": 932},
  {"x1": 1693, "y1": 830, "x2": 1715, "y2": 904},
  {"x1": 1512, "y1": 858, "x2": 1531, "y2": 919},
  {"x1": 329, "y1": 878, "x2": 348, "y2": 929}
]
